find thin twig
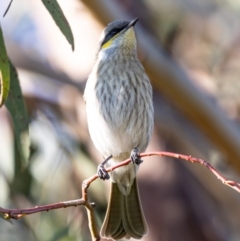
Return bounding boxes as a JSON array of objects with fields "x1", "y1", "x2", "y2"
[
  {"x1": 82, "y1": 151, "x2": 240, "y2": 193},
  {"x1": 0, "y1": 199, "x2": 86, "y2": 219},
  {"x1": 3, "y1": 0, "x2": 14, "y2": 17}
]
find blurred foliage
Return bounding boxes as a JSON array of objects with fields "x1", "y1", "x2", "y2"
[{"x1": 5, "y1": 63, "x2": 30, "y2": 167}]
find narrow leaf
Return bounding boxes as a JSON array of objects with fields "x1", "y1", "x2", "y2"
[
  {"x1": 0, "y1": 25, "x2": 10, "y2": 106},
  {"x1": 5, "y1": 63, "x2": 30, "y2": 167},
  {"x1": 41, "y1": 0, "x2": 75, "y2": 51},
  {"x1": 3, "y1": 0, "x2": 14, "y2": 17}
]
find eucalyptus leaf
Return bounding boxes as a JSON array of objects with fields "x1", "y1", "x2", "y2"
[
  {"x1": 0, "y1": 25, "x2": 10, "y2": 106},
  {"x1": 42, "y1": 0, "x2": 75, "y2": 51},
  {"x1": 5, "y1": 63, "x2": 30, "y2": 167}
]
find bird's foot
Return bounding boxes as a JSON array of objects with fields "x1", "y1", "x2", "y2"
[
  {"x1": 97, "y1": 155, "x2": 112, "y2": 180},
  {"x1": 130, "y1": 147, "x2": 143, "y2": 165},
  {"x1": 97, "y1": 164, "x2": 110, "y2": 180}
]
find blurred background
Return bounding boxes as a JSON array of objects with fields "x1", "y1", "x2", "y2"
[{"x1": 1, "y1": 0, "x2": 240, "y2": 240}]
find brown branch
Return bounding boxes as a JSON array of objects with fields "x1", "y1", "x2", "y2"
[
  {"x1": 82, "y1": 151, "x2": 240, "y2": 193},
  {"x1": 0, "y1": 199, "x2": 86, "y2": 219},
  {"x1": 0, "y1": 151, "x2": 240, "y2": 241}
]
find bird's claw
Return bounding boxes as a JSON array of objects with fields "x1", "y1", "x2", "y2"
[
  {"x1": 97, "y1": 164, "x2": 110, "y2": 180},
  {"x1": 130, "y1": 147, "x2": 143, "y2": 165}
]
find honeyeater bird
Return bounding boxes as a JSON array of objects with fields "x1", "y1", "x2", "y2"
[{"x1": 84, "y1": 18, "x2": 154, "y2": 240}]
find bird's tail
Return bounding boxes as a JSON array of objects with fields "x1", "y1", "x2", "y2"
[{"x1": 100, "y1": 178, "x2": 148, "y2": 240}]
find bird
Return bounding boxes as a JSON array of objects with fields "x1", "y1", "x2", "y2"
[{"x1": 84, "y1": 18, "x2": 154, "y2": 240}]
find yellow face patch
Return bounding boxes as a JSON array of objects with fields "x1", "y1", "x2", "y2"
[
  {"x1": 101, "y1": 33, "x2": 119, "y2": 49},
  {"x1": 124, "y1": 28, "x2": 135, "y2": 42}
]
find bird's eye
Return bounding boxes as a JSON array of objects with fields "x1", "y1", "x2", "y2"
[{"x1": 111, "y1": 30, "x2": 118, "y2": 36}]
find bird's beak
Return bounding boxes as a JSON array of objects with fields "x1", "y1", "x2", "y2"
[{"x1": 124, "y1": 18, "x2": 139, "y2": 31}]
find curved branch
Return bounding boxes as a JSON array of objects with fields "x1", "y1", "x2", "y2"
[{"x1": 83, "y1": 152, "x2": 240, "y2": 193}]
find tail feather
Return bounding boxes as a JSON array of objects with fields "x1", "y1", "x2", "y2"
[
  {"x1": 100, "y1": 178, "x2": 148, "y2": 240},
  {"x1": 111, "y1": 222, "x2": 127, "y2": 240},
  {"x1": 102, "y1": 181, "x2": 123, "y2": 238},
  {"x1": 123, "y1": 180, "x2": 148, "y2": 238}
]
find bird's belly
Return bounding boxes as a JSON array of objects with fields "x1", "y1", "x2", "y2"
[{"x1": 86, "y1": 98, "x2": 149, "y2": 158}]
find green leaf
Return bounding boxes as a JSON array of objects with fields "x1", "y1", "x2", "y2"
[
  {"x1": 5, "y1": 63, "x2": 30, "y2": 167},
  {"x1": 0, "y1": 25, "x2": 10, "y2": 106},
  {"x1": 41, "y1": 0, "x2": 75, "y2": 51}
]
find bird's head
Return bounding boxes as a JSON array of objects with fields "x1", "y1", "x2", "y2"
[{"x1": 98, "y1": 18, "x2": 139, "y2": 54}]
